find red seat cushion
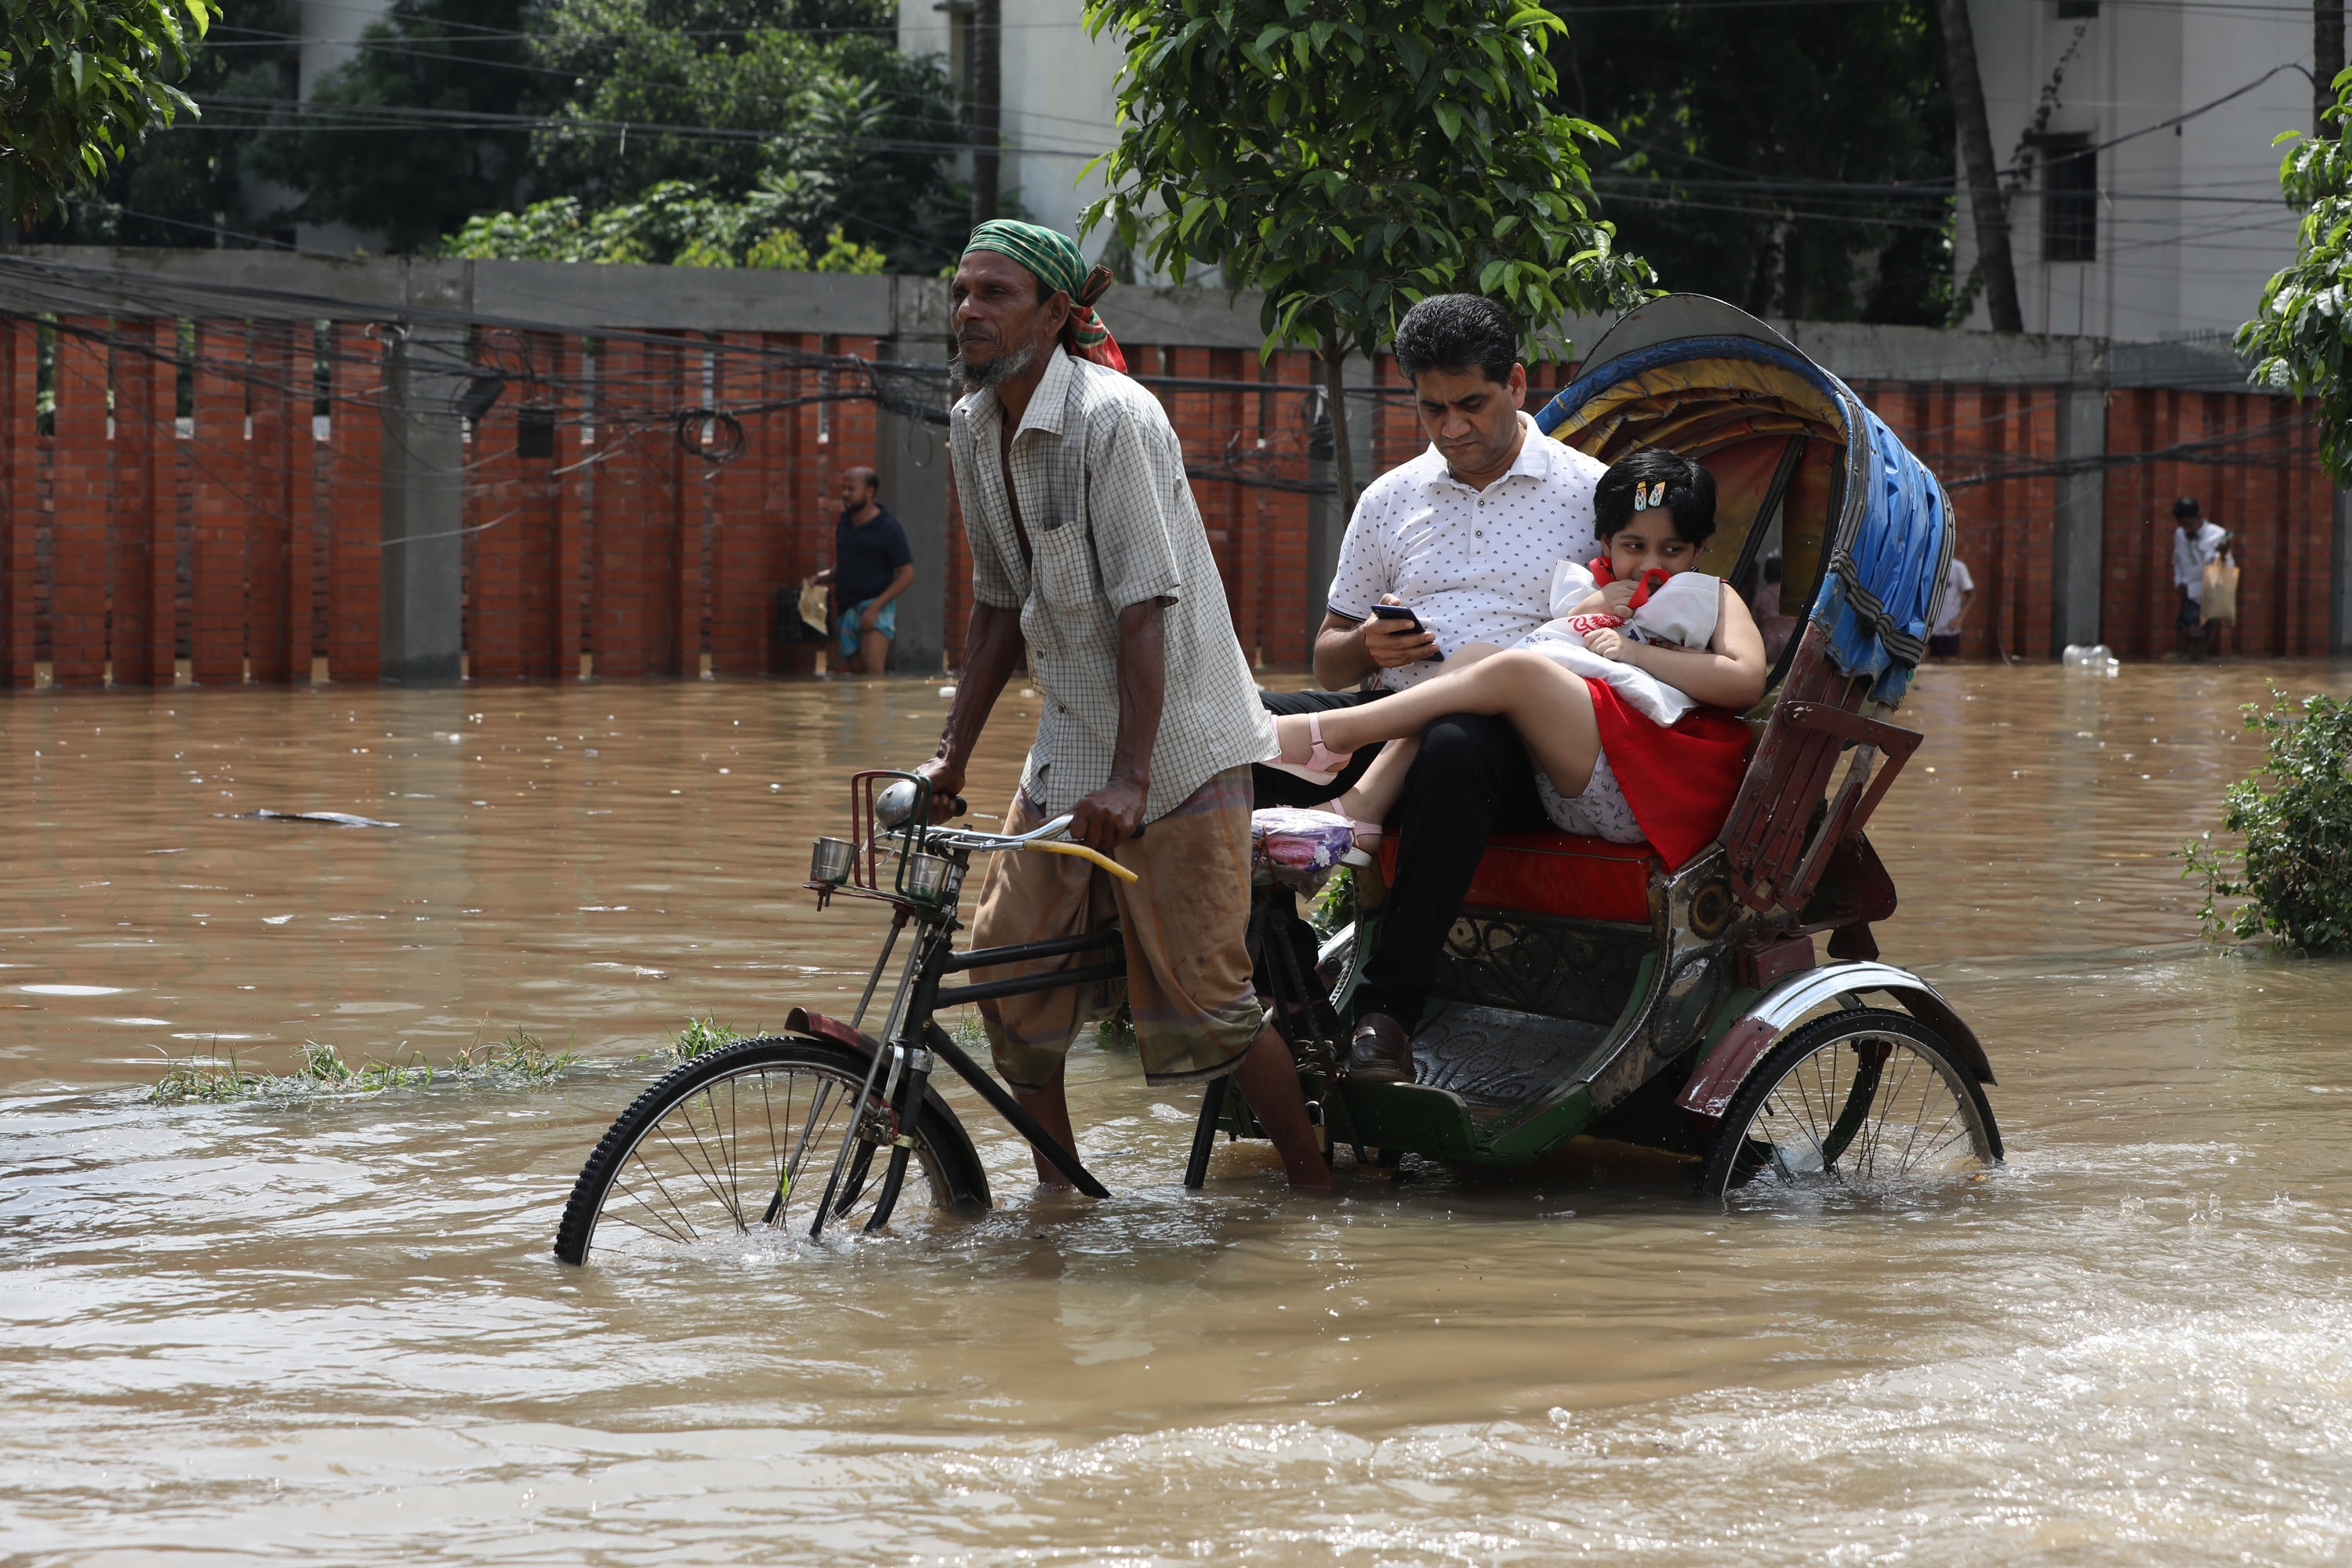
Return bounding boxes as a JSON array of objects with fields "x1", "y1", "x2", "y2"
[{"x1": 1377, "y1": 830, "x2": 1660, "y2": 924}]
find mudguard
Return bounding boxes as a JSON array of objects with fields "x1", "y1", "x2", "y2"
[{"x1": 1675, "y1": 960, "x2": 1991, "y2": 1123}]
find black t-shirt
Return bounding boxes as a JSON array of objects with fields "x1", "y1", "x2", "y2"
[{"x1": 833, "y1": 505, "x2": 914, "y2": 608}]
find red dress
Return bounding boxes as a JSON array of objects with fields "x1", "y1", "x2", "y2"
[{"x1": 1584, "y1": 679, "x2": 1751, "y2": 869}]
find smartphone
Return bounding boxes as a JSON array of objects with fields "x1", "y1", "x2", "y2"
[{"x1": 1370, "y1": 603, "x2": 1428, "y2": 635}]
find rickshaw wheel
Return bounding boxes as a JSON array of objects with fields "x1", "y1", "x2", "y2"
[
  {"x1": 554, "y1": 1036, "x2": 989, "y2": 1265},
  {"x1": 1697, "y1": 1007, "x2": 2000, "y2": 1201}
]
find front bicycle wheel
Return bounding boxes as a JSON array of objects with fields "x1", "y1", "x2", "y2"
[
  {"x1": 1697, "y1": 1007, "x2": 2001, "y2": 1200},
  {"x1": 554, "y1": 1036, "x2": 989, "y2": 1265}
]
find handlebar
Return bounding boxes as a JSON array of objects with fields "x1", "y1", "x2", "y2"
[{"x1": 922, "y1": 811, "x2": 1141, "y2": 884}]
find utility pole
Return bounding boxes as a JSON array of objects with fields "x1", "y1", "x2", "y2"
[
  {"x1": 1936, "y1": 0, "x2": 2024, "y2": 333},
  {"x1": 970, "y1": 0, "x2": 1001, "y2": 227},
  {"x1": 2320, "y1": 0, "x2": 2345, "y2": 138}
]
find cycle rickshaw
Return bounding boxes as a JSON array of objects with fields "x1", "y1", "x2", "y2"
[{"x1": 553, "y1": 295, "x2": 2001, "y2": 1265}]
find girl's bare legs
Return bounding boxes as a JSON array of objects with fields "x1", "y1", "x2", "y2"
[
  {"x1": 1322, "y1": 644, "x2": 1500, "y2": 833},
  {"x1": 1276, "y1": 648, "x2": 1605, "y2": 800}
]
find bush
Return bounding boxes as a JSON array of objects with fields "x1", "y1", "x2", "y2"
[{"x1": 2183, "y1": 687, "x2": 2352, "y2": 951}]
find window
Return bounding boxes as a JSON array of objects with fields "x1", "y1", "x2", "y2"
[{"x1": 2041, "y1": 135, "x2": 2097, "y2": 263}]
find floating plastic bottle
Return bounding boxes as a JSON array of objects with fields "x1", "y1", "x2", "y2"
[{"x1": 2062, "y1": 644, "x2": 2121, "y2": 677}]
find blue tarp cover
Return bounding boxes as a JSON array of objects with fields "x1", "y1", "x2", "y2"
[{"x1": 1537, "y1": 336, "x2": 1947, "y2": 704}]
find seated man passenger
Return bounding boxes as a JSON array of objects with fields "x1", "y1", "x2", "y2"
[
  {"x1": 1272, "y1": 449, "x2": 1766, "y2": 1025},
  {"x1": 1258, "y1": 295, "x2": 1605, "y2": 1086}
]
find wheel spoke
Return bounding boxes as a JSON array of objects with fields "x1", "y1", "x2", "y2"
[
  {"x1": 1711, "y1": 1013, "x2": 1994, "y2": 1200},
  {"x1": 569, "y1": 1046, "x2": 962, "y2": 1261}
]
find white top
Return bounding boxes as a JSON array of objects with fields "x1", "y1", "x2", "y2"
[
  {"x1": 1323, "y1": 414, "x2": 1606, "y2": 690},
  {"x1": 1933, "y1": 557, "x2": 1975, "y2": 637},
  {"x1": 2173, "y1": 521, "x2": 2228, "y2": 603},
  {"x1": 1521, "y1": 564, "x2": 1725, "y2": 727}
]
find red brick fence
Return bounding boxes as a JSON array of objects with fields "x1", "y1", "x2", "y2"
[{"x1": 0, "y1": 254, "x2": 2339, "y2": 688}]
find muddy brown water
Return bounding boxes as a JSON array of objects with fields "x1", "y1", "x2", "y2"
[{"x1": 5, "y1": 663, "x2": 2352, "y2": 1565}]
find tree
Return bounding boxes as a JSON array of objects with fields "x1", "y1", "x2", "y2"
[
  {"x1": 0, "y1": 0, "x2": 222, "y2": 226},
  {"x1": 249, "y1": 0, "x2": 539, "y2": 252},
  {"x1": 1079, "y1": 0, "x2": 1652, "y2": 504},
  {"x1": 1933, "y1": 0, "x2": 2023, "y2": 332},
  {"x1": 2239, "y1": 74, "x2": 2352, "y2": 484},
  {"x1": 527, "y1": 21, "x2": 967, "y2": 267},
  {"x1": 25, "y1": 0, "x2": 294, "y2": 246},
  {"x1": 1545, "y1": 0, "x2": 1952, "y2": 325},
  {"x1": 437, "y1": 180, "x2": 887, "y2": 270}
]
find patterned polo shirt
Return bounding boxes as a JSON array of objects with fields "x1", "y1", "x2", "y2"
[
  {"x1": 1326, "y1": 414, "x2": 1606, "y2": 689},
  {"x1": 951, "y1": 347, "x2": 1276, "y2": 823}
]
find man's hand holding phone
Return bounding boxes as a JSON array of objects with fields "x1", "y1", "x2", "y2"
[{"x1": 1363, "y1": 594, "x2": 1439, "y2": 669}]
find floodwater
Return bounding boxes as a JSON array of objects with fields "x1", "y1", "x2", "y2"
[{"x1": 5, "y1": 662, "x2": 2352, "y2": 1565}]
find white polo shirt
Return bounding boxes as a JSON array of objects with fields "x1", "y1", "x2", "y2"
[{"x1": 1325, "y1": 414, "x2": 1606, "y2": 689}]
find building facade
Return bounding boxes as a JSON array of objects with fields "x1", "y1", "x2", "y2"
[
  {"x1": 1955, "y1": 0, "x2": 2316, "y2": 342},
  {"x1": 895, "y1": 3, "x2": 1127, "y2": 259}
]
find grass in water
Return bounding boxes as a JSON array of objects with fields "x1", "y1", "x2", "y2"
[
  {"x1": 663, "y1": 1016, "x2": 768, "y2": 1062},
  {"x1": 147, "y1": 1029, "x2": 579, "y2": 1105}
]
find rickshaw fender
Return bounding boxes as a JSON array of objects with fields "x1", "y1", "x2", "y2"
[
  {"x1": 1675, "y1": 961, "x2": 1992, "y2": 1123},
  {"x1": 786, "y1": 1005, "x2": 879, "y2": 1057}
]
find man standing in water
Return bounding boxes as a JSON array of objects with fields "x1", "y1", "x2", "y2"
[
  {"x1": 2170, "y1": 495, "x2": 2231, "y2": 662},
  {"x1": 912, "y1": 221, "x2": 1334, "y2": 1193},
  {"x1": 813, "y1": 465, "x2": 914, "y2": 675}
]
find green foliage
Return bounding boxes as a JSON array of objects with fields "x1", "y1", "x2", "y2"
[
  {"x1": 2239, "y1": 72, "x2": 2352, "y2": 486},
  {"x1": 666, "y1": 1015, "x2": 764, "y2": 1062},
  {"x1": 0, "y1": 0, "x2": 222, "y2": 224},
  {"x1": 2180, "y1": 687, "x2": 2352, "y2": 952},
  {"x1": 24, "y1": 0, "x2": 292, "y2": 245},
  {"x1": 1308, "y1": 866, "x2": 1356, "y2": 941},
  {"x1": 249, "y1": 0, "x2": 960, "y2": 263},
  {"x1": 1082, "y1": 0, "x2": 1652, "y2": 366},
  {"x1": 1548, "y1": 0, "x2": 1954, "y2": 325},
  {"x1": 147, "y1": 1029, "x2": 579, "y2": 1103},
  {"x1": 438, "y1": 179, "x2": 888, "y2": 270}
]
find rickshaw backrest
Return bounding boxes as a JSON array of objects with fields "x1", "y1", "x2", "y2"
[{"x1": 1537, "y1": 296, "x2": 1952, "y2": 920}]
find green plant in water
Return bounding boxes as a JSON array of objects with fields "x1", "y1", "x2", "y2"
[
  {"x1": 666, "y1": 1016, "x2": 764, "y2": 1062},
  {"x1": 148, "y1": 1047, "x2": 251, "y2": 1104},
  {"x1": 147, "y1": 1029, "x2": 579, "y2": 1103},
  {"x1": 2180, "y1": 686, "x2": 2352, "y2": 951}
]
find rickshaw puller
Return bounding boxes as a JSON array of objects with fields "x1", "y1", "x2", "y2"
[{"x1": 913, "y1": 220, "x2": 1336, "y2": 1194}]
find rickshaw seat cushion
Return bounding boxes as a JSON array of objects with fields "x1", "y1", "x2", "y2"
[{"x1": 1377, "y1": 830, "x2": 1659, "y2": 925}]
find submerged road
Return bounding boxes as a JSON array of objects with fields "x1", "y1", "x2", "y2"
[{"x1": 2, "y1": 662, "x2": 2348, "y2": 1564}]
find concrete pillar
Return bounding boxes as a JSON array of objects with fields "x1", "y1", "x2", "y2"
[
  {"x1": 379, "y1": 325, "x2": 466, "y2": 683},
  {"x1": 2050, "y1": 383, "x2": 2107, "y2": 655},
  {"x1": 2332, "y1": 485, "x2": 2352, "y2": 657},
  {"x1": 877, "y1": 282, "x2": 954, "y2": 673}
]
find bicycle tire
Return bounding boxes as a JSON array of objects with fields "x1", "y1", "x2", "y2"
[
  {"x1": 554, "y1": 1036, "x2": 989, "y2": 1265},
  {"x1": 1697, "y1": 1007, "x2": 2001, "y2": 1200}
]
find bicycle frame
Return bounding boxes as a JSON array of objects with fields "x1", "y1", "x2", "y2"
[{"x1": 799, "y1": 771, "x2": 1124, "y2": 1236}]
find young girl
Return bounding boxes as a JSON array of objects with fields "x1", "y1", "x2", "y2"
[{"x1": 1272, "y1": 446, "x2": 1769, "y2": 869}]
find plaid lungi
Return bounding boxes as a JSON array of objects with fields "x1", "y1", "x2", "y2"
[{"x1": 967, "y1": 767, "x2": 1264, "y2": 1091}]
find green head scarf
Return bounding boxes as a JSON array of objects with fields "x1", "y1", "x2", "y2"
[{"x1": 962, "y1": 220, "x2": 1126, "y2": 371}]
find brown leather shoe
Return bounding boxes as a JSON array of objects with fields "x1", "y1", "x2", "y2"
[{"x1": 1348, "y1": 1011, "x2": 1415, "y2": 1084}]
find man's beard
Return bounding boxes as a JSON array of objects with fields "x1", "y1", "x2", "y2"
[{"x1": 950, "y1": 338, "x2": 1036, "y2": 394}]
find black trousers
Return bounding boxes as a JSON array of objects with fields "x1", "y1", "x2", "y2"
[{"x1": 1253, "y1": 689, "x2": 1548, "y2": 1026}]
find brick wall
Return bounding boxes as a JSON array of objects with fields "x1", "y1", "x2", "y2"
[{"x1": 2, "y1": 308, "x2": 2337, "y2": 688}]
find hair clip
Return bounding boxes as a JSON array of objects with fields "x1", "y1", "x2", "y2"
[{"x1": 1633, "y1": 479, "x2": 1665, "y2": 510}]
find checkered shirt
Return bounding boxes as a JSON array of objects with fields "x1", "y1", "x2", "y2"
[{"x1": 950, "y1": 347, "x2": 1276, "y2": 824}]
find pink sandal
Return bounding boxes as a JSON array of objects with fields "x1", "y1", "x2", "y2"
[{"x1": 1267, "y1": 712, "x2": 1354, "y2": 784}]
